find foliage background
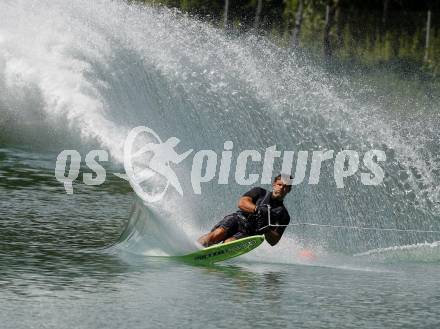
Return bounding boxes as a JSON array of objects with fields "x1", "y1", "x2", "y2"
[{"x1": 139, "y1": 0, "x2": 439, "y2": 83}]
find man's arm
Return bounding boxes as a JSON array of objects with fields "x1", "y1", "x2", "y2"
[
  {"x1": 239, "y1": 196, "x2": 282, "y2": 245},
  {"x1": 237, "y1": 196, "x2": 257, "y2": 213},
  {"x1": 265, "y1": 210, "x2": 290, "y2": 246},
  {"x1": 264, "y1": 229, "x2": 281, "y2": 246}
]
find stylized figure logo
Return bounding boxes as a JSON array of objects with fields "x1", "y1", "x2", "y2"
[{"x1": 123, "y1": 126, "x2": 193, "y2": 202}]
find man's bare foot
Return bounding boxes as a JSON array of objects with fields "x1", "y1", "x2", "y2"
[
  {"x1": 197, "y1": 227, "x2": 228, "y2": 247},
  {"x1": 197, "y1": 235, "x2": 209, "y2": 247}
]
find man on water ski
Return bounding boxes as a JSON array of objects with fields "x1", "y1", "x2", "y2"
[{"x1": 198, "y1": 174, "x2": 292, "y2": 247}]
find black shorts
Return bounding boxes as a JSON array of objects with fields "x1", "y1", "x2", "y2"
[{"x1": 211, "y1": 213, "x2": 250, "y2": 240}]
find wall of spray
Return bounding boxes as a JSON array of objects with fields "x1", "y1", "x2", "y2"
[{"x1": 1, "y1": 0, "x2": 439, "y2": 258}]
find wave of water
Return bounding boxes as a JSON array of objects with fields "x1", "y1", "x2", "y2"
[
  {"x1": 354, "y1": 241, "x2": 440, "y2": 263},
  {"x1": 1, "y1": 0, "x2": 439, "y2": 259}
]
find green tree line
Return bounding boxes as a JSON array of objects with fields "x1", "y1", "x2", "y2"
[{"x1": 140, "y1": 0, "x2": 440, "y2": 78}]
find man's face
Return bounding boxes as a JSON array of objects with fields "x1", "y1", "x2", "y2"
[{"x1": 271, "y1": 178, "x2": 291, "y2": 200}]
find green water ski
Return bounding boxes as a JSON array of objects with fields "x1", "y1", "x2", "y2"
[{"x1": 178, "y1": 235, "x2": 265, "y2": 264}]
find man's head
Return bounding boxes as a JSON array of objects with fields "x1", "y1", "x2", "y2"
[{"x1": 271, "y1": 174, "x2": 292, "y2": 200}]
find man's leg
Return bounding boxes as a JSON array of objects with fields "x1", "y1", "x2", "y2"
[
  {"x1": 224, "y1": 231, "x2": 248, "y2": 244},
  {"x1": 198, "y1": 227, "x2": 228, "y2": 247},
  {"x1": 197, "y1": 214, "x2": 240, "y2": 247},
  {"x1": 224, "y1": 236, "x2": 237, "y2": 243}
]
